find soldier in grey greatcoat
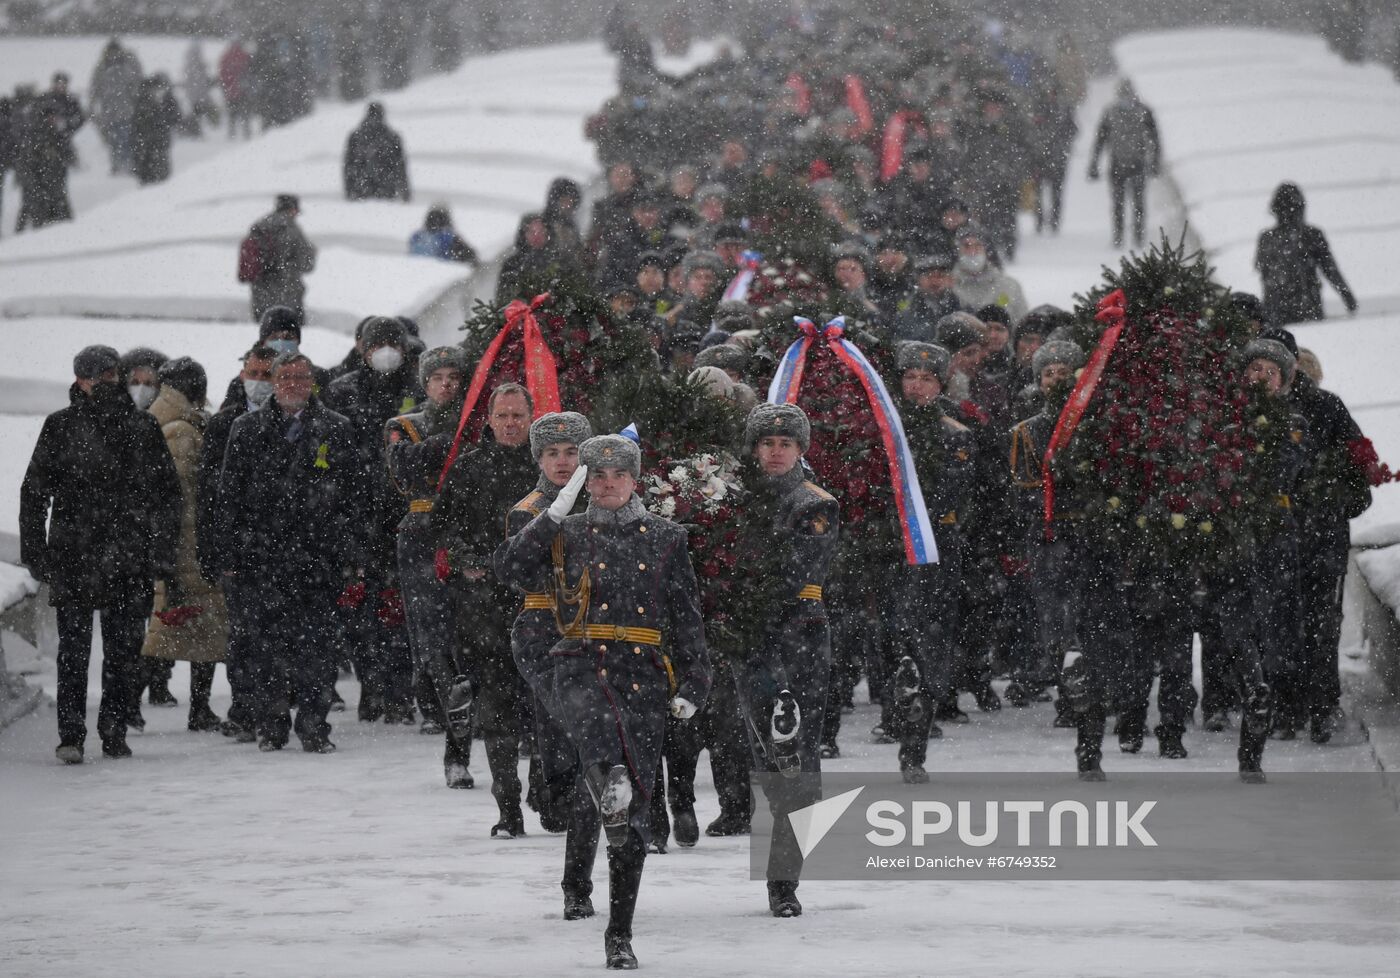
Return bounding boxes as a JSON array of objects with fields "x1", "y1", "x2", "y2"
[
  {"x1": 730, "y1": 403, "x2": 840, "y2": 919},
  {"x1": 385, "y1": 346, "x2": 473, "y2": 788},
  {"x1": 496, "y1": 433, "x2": 711, "y2": 971}
]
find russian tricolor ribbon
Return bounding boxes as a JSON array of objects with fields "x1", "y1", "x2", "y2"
[
  {"x1": 768, "y1": 316, "x2": 939, "y2": 565},
  {"x1": 721, "y1": 250, "x2": 763, "y2": 304},
  {"x1": 1042, "y1": 289, "x2": 1126, "y2": 539},
  {"x1": 438, "y1": 292, "x2": 561, "y2": 490}
]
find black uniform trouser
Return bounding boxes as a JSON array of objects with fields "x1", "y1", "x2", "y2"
[
  {"x1": 1029, "y1": 530, "x2": 1119, "y2": 763},
  {"x1": 397, "y1": 531, "x2": 471, "y2": 768},
  {"x1": 735, "y1": 607, "x2": 831, "y2": 884},
  {"x1": 887, "y1": 540, "x2": 962, "y2": 767},
  {"x1": 1255, "y1": 529, "x2": 1304, "y2": 728},
  {"x1": 1198, "y1": 613, "x2": 1235, "y2": 717},
  {"x1": 1109, "y1": 168, "x2": 1147, "y2": 245},
  {"x1": 1203, "y1": 572, "x2": 1272, "y2": 766},
  {"x1": 244, "y1": 582, "x2": 337, "y2": 746},
  {"x1": 650, "y1": 661, "x2": 750, "y2": 834},
  {"x1": 221, "y1": 576, "x2": 258, "y2": 729},
  {"x1": 54, "y1": 585, "x2": 152, "y2": 747},
  {"x1": 1119, "y1": 576, "x2": 1195, "y2": 739},
  {"x1": 1036, "y1": 165, "x2": 1068, "y2": 231},
  {"x1": 1299, "y1": 536, "x2": 1347, "y2": 723}
]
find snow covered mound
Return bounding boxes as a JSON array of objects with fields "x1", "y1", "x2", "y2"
[
  {"x1": 0, "y1": 41, "x2": 615, "y2": 327},
  {"x1": 1117, "y1": 27, "x2": 1400, "y2": 546}
]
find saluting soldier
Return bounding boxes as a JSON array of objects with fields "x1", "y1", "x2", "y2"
[
  {"x1": 493, "y1": 411, "x2": 599, "y2": 920},
  {"x1": 728, "y1": 403, "x2": 840, "y2": 918},
  {"x1": 496, "y1": 433, "x2": 711, "y2": 970},
  {"x1": 384, "y1": 346, "x2": 475, "y2": 789},
  {"x1": 886, "y1": 342, "x2": 976, "y2": 783}
]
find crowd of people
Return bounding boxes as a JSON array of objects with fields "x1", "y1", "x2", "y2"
[{"x1": 14, "y1": 5, "x2": 1375, "y2": 971}]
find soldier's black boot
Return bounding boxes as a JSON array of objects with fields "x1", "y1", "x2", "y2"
[
  {"x1": 648, "y1": 768, "x2": 669, "y2": 854},
  {"x1": 487, "y1": 735, "x2": 525, "y2": 838},
  {"x1": 586, "y1": 762, "x2": 635, "y2": 848},
  {"x1": 771, "y1": 690, "x2": 802, "y2": 778},
  {"x1": 1117, "y1": 711, "x2": 1145, "y2": 754},
  {"x1": 1076, "y1": 708, "x2": 1106, "y2": 781},
  {"x1": 563, "y1": 784, "x2": 600, "y2": 919},
  {"x1": 767, "y1": 879, "x2": 802, "y2": 918},
  {"x1": 1239, "y1": 683, "x2": 1271, "y2": 784},
  {"x1": 604, "y1": 836, "x2": 644, "y2": 969},
  {"x1": 444, "y1": 740, "x2": 474, "y2": 789},
  {"x1": 1155, "y1": 724, "x2": 1188, "y2": 759}
]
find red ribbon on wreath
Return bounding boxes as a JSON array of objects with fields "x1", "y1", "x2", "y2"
[
  {"x1": 1042, "y1": 289, "x2": 1127, "y2": 539},
  {"x1": 438, "y1": 292, "x2": 561, "y2": 490}
]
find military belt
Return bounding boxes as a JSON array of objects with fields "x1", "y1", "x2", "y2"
[
  {"x1": 521, "y1": 593, "x2": 555, "y2": 610},
  {"x1": 940, "y1": 511, "x2": 957, "y2": 525},
  {"x1": 562, "y1": 624, "x2": 663, "y2": 646},
  {"x1": 408, "y1": 499, "x2": 434, "y2": 513},
  {"x1": 1277, "y1": 494, "x2": 1292, "y2": 509},
  {"x1": 798, "y1": 584, "x2": 823, "y2": 601}
]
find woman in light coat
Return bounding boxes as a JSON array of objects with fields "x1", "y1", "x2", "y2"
[{"x1": 142, "y1": 358, "x2": 228, "y2": 731}]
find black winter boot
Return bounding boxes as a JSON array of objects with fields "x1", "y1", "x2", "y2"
[
  {"x1": 604, "y1": 837, "x2": 645, "y2": 969},
  {"x1": 1239, "y1": 683, "x2": 1271, "y2": 784},
  {"x1": 1155, "y1": 725, "x2": 1188, "y2": 759},
  {"x1": 767, "y1": 879, "x2": 802, "y2": 918}
]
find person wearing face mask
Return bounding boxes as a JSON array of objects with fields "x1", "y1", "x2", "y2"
[
  {"x1": 256, "y1": 306, "x2": 332, "y2": 392},
  {"x1": 951, "y1": 225, "x2": 1027, "y2": 324},
  {"x1": 323, "y1": 316, "x2": 423, "y2": 726},
  {"x1": 495, "y1": 413, "x2": 599, "y2": 906},
  {"x1": 140, "y1": 357, "x2": 228, "y2": 734},
  {"x1": 120, "y1": 346, "x2": 167, "y2": 415},
  {"x1": 494, "y1": 433, "x2": 710, "y2": 969},
  {"x1": 1008, "y1": 340, "x2": 1117, "y2": 779},
  {"x1": 20, "y1": 344, "x2": 181, "y2": 764},
  {"x1": 218, "y1": 352, "x2": 363, "y2": 753},
  {"x1": 118, "y1": 346, "x2": 176, "y2": 714},
  {"x1": 195, "y1": 343, "x2": 277, "y2": 742},
  {"x1": 431, "y1": 383, "x2": 540, "y2": 838}
]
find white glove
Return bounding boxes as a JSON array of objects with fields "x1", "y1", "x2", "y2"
[
  {"x1": 548, "y1": 464, "x2": 588, "y2": 522},
  {"x1": 670, "y1": 696, "x2": 697, "y2": 720}
]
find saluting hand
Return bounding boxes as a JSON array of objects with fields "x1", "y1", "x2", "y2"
[{"x1": 548, "y1": 464, "x2": 588, "y2": 522}]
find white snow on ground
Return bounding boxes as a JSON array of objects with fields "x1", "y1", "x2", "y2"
[
  {"x1": 1116, "y1": 28, "x2": 1400, "y2": 546},
  {"x1": 2, "y1": 32, "x2": 1400, "y2": 978}
]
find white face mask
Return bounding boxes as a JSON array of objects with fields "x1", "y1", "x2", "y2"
[
  {"x1": 243, "y1": 378, "x2": 274, "y2": 407},
  {"x1": 958, "y1": 252, "x2": 988, "y2": 275},
  {"x1": 265, "y1": 338, "x2": 298, "y2": 356},
  {"x1": 368, "y1": 347, "x2": 405, "y2": 373},
  {"x1": 129, "y1": 384, "x2": 158, "y2": 410}
]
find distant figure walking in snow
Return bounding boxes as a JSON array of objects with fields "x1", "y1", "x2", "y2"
[
  {"x1": 1254, "y1": 181, "x2": 1357, "y2": 326},
  {"x1": 409, "y1": 204, "x2": 479, "y2": 264},
  {"x1": 240, "y1": 194, "x2": 317, "y2": 322},
  {"x1": 343, "y1": 102, "x2": 411, "y2": 202},
  {"x1": 131, "y1": 74, "x2": 181, "y2": 185},
  {"x1": 1087, "y1": 80, "x2": 1159, "y2": 249},
  {"x1": 88, "y1": 37, "x2": 143, "y2": 175}
]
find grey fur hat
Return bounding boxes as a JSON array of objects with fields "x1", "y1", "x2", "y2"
[
  {"x1": 681, "y1": 249, "x2": 726, "y2": 278},
  {"x1": 744, "y1": 402, "x2": 811, "y2": 454},
  {"x1": 688, "y1": 365, "x2": 735, "y2": 400},
  {"x1": 1241, "y1": 338, "x2": 1296, "y2": 379},
  {"x1": 1031, "y1": 339, "x2": 1086, "y2": 378},
  {"x1": 530, "y1": 411, "x2": 593, "y2": 461},
  {"x1": 693, "y1": 343, "x2": 749, "y2": 375},
  {"x1": 580, "y1": 433, "x2": 641, "y2": 477},
  {"x1": 896, "y1": 341, "x2": 951, "y2": 382},
  {"x1": 712, "y1": 299, "x2": 754, "y2": 333},
  {"x1": 934, "y1": 311, "x2": 985, "y2": 352},
  {"x1": 418, "y1": 345, "x2": 469, "y2": 390}
]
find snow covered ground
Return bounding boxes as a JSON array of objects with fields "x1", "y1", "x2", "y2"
[{"x1": 3, "y1": 30, "x2": 1400, "y2": 976}]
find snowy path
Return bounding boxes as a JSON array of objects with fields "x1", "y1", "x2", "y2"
[{"x1": 3, "y1": 38, "x2": 1400, "y2": 978}]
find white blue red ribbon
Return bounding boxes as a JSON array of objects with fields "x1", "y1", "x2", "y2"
[
  {"x1": 767, "y1": 316, "x2": 938, "y2": 565},
  {"x1": 721, "y1": 250, "x2": 763, "y2": 304}
]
